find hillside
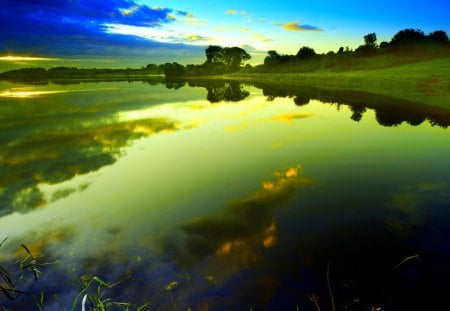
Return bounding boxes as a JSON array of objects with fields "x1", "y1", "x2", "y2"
[{"x1": 230, "y1": 56, "x2": 450, "y2": 109}]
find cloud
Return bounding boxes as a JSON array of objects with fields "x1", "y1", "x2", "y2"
[
  {"x1": 185, "y1": 35, "x2": 213, "y2": 42},
  {"x1": 224, "y1": 9, "x2": 248, "y2": 15},
  {"x1": 174, "y1": 12, "x2": 206, "y2": 26},
  {"x1": 282, "y1": 22, "x2": 323, "y2": 31},
  {"x1": 225, "y1": 9, "x2": 238, "y2": 15},
  {"x1": 251, "y1": 33, "x2": 273, "y2": 43},
  {"x1": 0, "y1": 0, "x2": 204, "y2": 57},
  {"x1": 176, "y1": 11, "x2": 194, "y2": 18}
]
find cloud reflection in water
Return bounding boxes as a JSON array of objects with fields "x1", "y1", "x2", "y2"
[{"x1": 164, "y1": 165, "x2": 312, "y2": 268}]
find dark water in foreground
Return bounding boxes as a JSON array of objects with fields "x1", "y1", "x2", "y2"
[{"x1": 0, "y1": 79, "x2": 449, "y2": 310}]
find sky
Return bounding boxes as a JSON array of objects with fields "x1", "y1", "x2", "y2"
[{"x1": 0, "y1": 0, "x2": 449, "y2": 70}]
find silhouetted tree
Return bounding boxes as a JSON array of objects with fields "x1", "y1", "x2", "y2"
[
  {"x1": 364, "y1": 33, "x2": 377, "y2": 47},
  {"x1": 427, "y1": 30, "x2": 448, "y2": 43},
  {"x1": 390, "y1": 28, "x2": 426, "y2": 45},
  {"x1": 264, "y1": 50, "x2": 282, "y2": 66},
  {"x1": 163, "y1": 62, "x2": 186, "y2": 77},
  {"x1": 145, "y1": 64, "x2": 158, "y2": 70},
  {"x1": 379, "y1": 41, "x2": 389, "y2": 49},
  {"x1": 349, "y1": 105, "x2": 367, "y2": 122},
  {"x1": 294, "y1": 96, "x2": 310, "y2": 106},
  {"x1": 205, "y1": 45, "x2": 223, "y2": 63},
  {"x1": 221, "y1": 47, "x2": 251, "y2": 71},
  {"x1": 165, "y1": 81, "x2": 185, "y2": 89},
  {"x1": 205, "y1": 82, "x2": 250, "y2": 103},
  {"x1": 201, "y1": 46, "x2": 250, "y2": 73},
  {"x1": 296, "y1": 46, "x2": 316, "y2": 59}
]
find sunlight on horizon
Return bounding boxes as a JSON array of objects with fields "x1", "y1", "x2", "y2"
[{"x1": 0, "y1": 56, "x2": 60, "y2": 62}]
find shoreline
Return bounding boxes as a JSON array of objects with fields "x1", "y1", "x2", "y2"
[
  {"x1": 1, "y1": 57, "x2": 449, "y2": 109},
  {"x1": 224, "y1": 57, "x2": 450, "y2": 110}
]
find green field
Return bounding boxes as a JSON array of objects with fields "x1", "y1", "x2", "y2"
[{"x1": 230, "y1": 56, "x2": 450, "y2": 109}]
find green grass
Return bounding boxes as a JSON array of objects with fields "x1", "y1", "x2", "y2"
[{"x1": 230, "y1": 56, "x2": 450, "y2": 109}]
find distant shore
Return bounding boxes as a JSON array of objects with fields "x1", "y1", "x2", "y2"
[
  {"x1": 1, "y1": 57, "x2": 449, "y2": 110},
  {"x1": 223, "y1": 56, "x2": 450, "y2": 110}
]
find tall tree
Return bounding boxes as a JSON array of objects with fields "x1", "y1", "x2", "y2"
[
  {"x1": 364, "y1": 33, "x2": 377, "y2": 47},
  {"x1": 205, "y1": 46, "x2": 223, "y2": 63},
  {"x1": 221, "y1": 47, "x2": 251, "y2": 70}
]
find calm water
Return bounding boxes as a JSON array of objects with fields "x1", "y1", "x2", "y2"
[{"x1": 0, "y1": 79, "x2": 449, "y2": 310}]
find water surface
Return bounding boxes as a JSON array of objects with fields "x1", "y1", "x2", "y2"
[{"x1": 0, "y1": 80, "x2": 449, "y2": 310}]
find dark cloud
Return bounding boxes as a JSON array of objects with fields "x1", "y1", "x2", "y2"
[
  {"x1": 0, "y1": 0, "x2": 201, "y2": 57},
  {"x1": 176, "y1": 10, "x2": 191, "y2": 17},
  {"x1": 1, "y1": 0, "x2": 172, "y2": 29}
]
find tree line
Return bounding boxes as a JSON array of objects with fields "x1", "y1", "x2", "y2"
[
  {"x1": 158, "y1": 28, "x2": 448, "y2": 77},
  {"x1": 0, "y1": 28, "x2": 448, "y2": 81},
  {"x1": 260, "y1": 28, "x2": 449, "y2": 70}
]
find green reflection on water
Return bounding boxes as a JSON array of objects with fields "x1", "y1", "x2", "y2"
[{"x1": 0, "y1": 79, "x2": 449, "y2": 309}]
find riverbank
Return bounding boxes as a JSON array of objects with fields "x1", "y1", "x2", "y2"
[{"x1": 227, "y1": 56, "x2": 450, "y2": 109}]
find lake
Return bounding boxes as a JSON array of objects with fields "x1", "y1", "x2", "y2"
[{"x1": 0, "y1": 79, "x2": 449, "y2": 310}]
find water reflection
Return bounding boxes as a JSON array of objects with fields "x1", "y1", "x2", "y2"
[
  {"x1": 0, "y1": 86, "x2": 179, "y2": 215},
  {"x1": 253, "y1": 82, "x2": 450, "y2": 128},
  {"x1": 163, "y1": 165, "x2": 311, "y2": 268},
  {"x1": 0, "y1": 165, "x2": 312, "y2": 309},
  {"x1": 0, "y1": 88, "x2": 68, "y2": 98},
  {"x1": 0, "y1": 79, "x2": 449, "y2": 310},
  {"x1": 188, "y1": 80, "x2": 250, "y2": 103},
  {"x1": 6, "y1": 78, "x2": 449, "y2": 128},
  {"x1": 387, "y1": 182, "x2": 450, "y2": 237},
  {"x1": 164, "y1": 79, "x2": 450, "y2": 127}
]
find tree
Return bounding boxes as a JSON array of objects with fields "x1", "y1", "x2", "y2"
[
  {"x1": 379, "y1": 41, "x2": 389, "y2": 49},
  {"x1": 205, "y1": 45, "x2": 223, "y2": 63},
  {"x1": 428, "y1": 30, "x2": 448, "y2": 43},
  {"x1": 264, "y1": 50, "x2": 281, "y2": 66},
  {"x1": 163, "y1": 62, "x2": 186, "y2": 77},
  {"x1": 364, "y1": 33, "x2": 377, "y2": 47},
  {"x1": 203, "y1": 46, "x2": 250, "y2": 72},
  {"x1": 221, "y1": 47, "x2": 251, "y2": 71},
  {"x1": 145, "y1": 64, "x2": 158, "y2": 71},
  {"x1": 296, "y1": 46, "x2": 316, "y2": 59},
  {"x1": 390, "y1": 28, "x2": 426, "y2": 45}
]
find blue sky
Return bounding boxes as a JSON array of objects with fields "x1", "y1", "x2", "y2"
[{"x1": 0, "y1": 0, "x2": 449, "y2": 69}]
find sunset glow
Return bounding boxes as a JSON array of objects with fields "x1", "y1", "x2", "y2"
[
  {"x1": 0, "y1": 0, "x2": 448, "y2": 68},
  {"x1": 0, "y1": 56, "x2": 60, "y2": 62}
]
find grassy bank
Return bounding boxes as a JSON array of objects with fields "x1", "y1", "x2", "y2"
[{"x1": 228, "y1": 56, "x2": 450, "y2": 109}]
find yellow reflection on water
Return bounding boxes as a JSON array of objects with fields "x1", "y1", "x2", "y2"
[
  {"x1": 273, "y1": 112, "x2": 314, "y2": 123},
  {"x1": 0, "y1": 88, "x2": 67, "y2": 98},
  {"x1": 180, "y1": 164, "x2": 310, "y2": 267},
  {"x1": 0, "y1": 56, "x2": 60, "y2": 61}
]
